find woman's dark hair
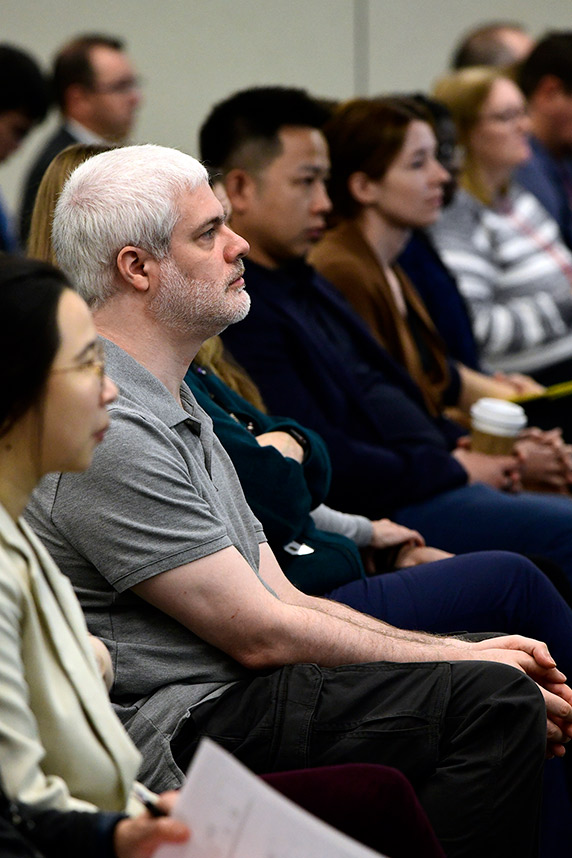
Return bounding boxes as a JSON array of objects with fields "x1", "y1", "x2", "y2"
[
  {"x1": 324, "y1": 97, "x2": 429, "y2": 219},
  {"x1": 0, "y1": 256, "x2": 69, "y2": 438}
]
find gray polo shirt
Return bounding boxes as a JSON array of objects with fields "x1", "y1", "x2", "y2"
[{"x1": 26, "y1": 339, "x2": 268, "y2": 788}]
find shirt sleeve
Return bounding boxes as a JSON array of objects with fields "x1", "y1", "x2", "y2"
[
  {"x1": 41, "y1": 408, "x2": 236, "y2": 593},
  {"x1": 189, "y1": 378, "x2": 331, "y2": 549},
  {"x1": 310, "y1": 504, "x2": 373, "y2": 547}
]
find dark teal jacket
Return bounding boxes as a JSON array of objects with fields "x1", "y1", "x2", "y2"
[{"x1": 184, "y1": 365, "x2": 364, "y2": 594}]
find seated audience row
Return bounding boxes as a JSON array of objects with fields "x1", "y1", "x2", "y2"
[
  {"x1": 26, "y1": 141, "x2": 572, "y2": 709},
  {"x1": 209, "y1": 87, "x2": 572, "y2": 570},
  {"x1": 4, "y1": 25, "x2": 572, "y2": 858},
  {"x1": 18, "y1": 143, "x2": 569, "y2": 858}
]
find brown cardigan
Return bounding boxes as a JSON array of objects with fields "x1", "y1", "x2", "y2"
[{"x1": 309, "y1": 220, "x2": 452, "y2": 417}]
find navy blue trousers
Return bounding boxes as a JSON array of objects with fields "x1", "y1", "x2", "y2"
[
  {"x1": 327, "y1": 550, "x2": 572, "y2": 678},
  {"x1": 393, "y1": 483, "x2": 572, "y2": 584}
]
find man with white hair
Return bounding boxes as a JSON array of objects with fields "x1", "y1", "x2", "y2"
[{"x1": 25, "y1": 144, "x2": 567, "y2": 858}]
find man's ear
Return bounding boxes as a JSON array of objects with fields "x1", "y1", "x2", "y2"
[
  {"x1": 225, "y1": 168, "x2": 257, "y2": 214},
  {"x1": 116, "y1": 246, "x2": 157, "y2": 293}
]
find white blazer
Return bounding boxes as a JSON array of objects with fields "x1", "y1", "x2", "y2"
[{"x1": 0, "y1": 502, "x2": 142, "y2": 812}]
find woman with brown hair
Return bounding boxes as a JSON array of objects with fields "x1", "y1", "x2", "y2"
[
  {"x1": 430, "y1": 67, "x2": 572, "y2": 386},
  {"x1": 309, "y1": 95, "x2": 571, "y2": 490},
  {"x1": 310, "y1": 98, "x2": 456, "y2": 418}
]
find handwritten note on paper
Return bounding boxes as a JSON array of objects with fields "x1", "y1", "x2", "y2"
[{"x1": 154, "y1": 738, "x2": 386, "y2": 858}]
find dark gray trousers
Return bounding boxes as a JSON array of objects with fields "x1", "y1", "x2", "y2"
[{"x1": 172, "y1": 659, "x2": 546, "y2": 858}]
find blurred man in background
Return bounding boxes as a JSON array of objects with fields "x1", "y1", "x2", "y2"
[
  {"x1": 19, "y1": 33, "x2": 141, "y2": 242},
  {"x1": 451, "y1": 21, "x2": 533, "y2": 69}
]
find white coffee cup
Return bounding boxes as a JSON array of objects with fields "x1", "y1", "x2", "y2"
[{"x1": 470, "y1": 398, "x2": 527, "y2": 455}]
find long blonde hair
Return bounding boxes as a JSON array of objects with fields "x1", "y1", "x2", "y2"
[
  {"x1": 194, "y1": 336, "x2": 267, "y2": 412},
  {"x1": 27, "y1": 143, "x2": 112, "y2": 265},
  {"x1": 432, "y1": 67, "x2": 504, "y2": 205}
]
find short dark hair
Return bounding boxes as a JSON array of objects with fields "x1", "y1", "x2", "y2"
[
  {"x1": 53, "y1": 33, "x2": 124, "y2": 110},
  {"x1": 199, "y1": 86, "x2": 331, "y2": 175},
  {"x1": 0, "y1": 44, "x2": 50, "y2": 122},
  {"x1": 452, "y1": 22, "x2": 528, "y2": 69},
  {"x1": 0, "y1": 256, "x2": 69, "y2": 438},
  {"x1": 518, "y1": 31, "x2": 572, "y2": 98}
]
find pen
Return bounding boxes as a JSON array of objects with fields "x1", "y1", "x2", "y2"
[{"x1": 132, "y1": 782, "x2": 168, "y2": 817}]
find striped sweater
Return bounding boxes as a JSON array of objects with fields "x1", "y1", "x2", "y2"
[{"x1": 430, "y1": 186, "x2": 572, "y2": 373}]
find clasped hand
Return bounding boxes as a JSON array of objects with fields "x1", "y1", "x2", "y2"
[
  {"x1": 515, "y1": 427, "x2": 572, "y2": 493},
  {"x1": 470, "y1": 634, "x2": 572, "y2": 758}
]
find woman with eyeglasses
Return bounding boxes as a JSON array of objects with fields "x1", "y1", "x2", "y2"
[
  {"x1": 0, "y1": 255, "x2": 192, "y2": 855},
  {"x1": 431, "y1": 67, "x2": 572, "y2": 387}
]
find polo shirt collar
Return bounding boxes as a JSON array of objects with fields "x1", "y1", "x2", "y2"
[{"x1": 101, "y1": 337, "x2": 203, "y2": 435}]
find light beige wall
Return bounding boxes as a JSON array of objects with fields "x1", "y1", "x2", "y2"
[
  {"x1": 366, "y1": 0, "x2": 571, "y2": 93},
  {"x1": 2, "y1": 0, "x2": 571, "y2": 218}
]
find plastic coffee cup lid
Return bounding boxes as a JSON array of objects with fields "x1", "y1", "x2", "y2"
[{"x1": 470, "y1": 397, "x2": 527, "y2": 437}]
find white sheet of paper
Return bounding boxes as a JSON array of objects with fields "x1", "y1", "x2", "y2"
[{"x1": 154, "y1": 738, "x2": 386, "y2": 858}]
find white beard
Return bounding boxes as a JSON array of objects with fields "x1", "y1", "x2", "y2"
[{"x1": 148, "y1": 256, "x2": 250, "y2": 336}]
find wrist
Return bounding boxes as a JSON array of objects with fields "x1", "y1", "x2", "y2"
[
  {"x1": 394, "y1": 542, "x2": 416, "y2": 568},
  {"x1": 422, "y1": 634, "x2": 474, "y2": 659},
  {"x1": 101, "y1": 812, "x2": 129, "y2": 858},
  {"x1": 283, "y1": 427, "x2": 310, "y2": 462}
]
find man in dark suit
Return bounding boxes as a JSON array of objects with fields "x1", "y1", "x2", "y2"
[
  {"x1": 0, "y1": 44, "x2": 49, "y2": 253},
  {"x1": 19, "y1": 33, "x2": 141, "y2": 244}
]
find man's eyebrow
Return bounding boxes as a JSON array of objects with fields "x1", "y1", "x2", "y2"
[
  {"x1": 296, "y1": 164, "x2": 329, "y2": 175},
  {"x1": 194, "y1": 213, "x2": 227, "y2": 234}
]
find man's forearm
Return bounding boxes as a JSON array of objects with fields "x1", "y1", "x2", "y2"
[
  {"x1": 297, "y1": 592, "x2": 462, "y2": 650},
  {"x1": 256, "y1": 543, "x2": 469, "y2": 664},
  {"x1": 259, "y1": 596, "x2": 473, "y2": 669}
]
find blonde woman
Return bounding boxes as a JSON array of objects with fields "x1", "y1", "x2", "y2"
[
  {"x1": 27, "y1": 142, "x2": 111, "y2": 264},
  {"x1": 431, "y1": 67, "x2": 572, "y2": 386}
]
